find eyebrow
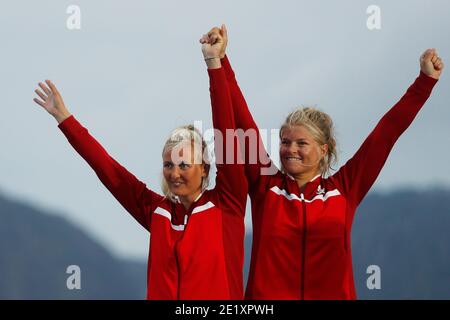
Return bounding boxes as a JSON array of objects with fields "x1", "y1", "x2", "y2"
[
  {"x1": 281, "y1": 138, "x2": 308, "y2": 142},
  {"x1": 163, "y1": 160, "x2": 192, "y2": 165}
]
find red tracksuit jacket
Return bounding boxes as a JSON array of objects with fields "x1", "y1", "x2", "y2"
[
  {"x1": 58, "y1": 68, "x2": 247, "y2": 299},
  {"x1": 221, "y1": 55, "x2": 438, "y2": 299}
]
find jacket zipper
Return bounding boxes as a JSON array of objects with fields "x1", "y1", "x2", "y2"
[
  {"x1": 175, "y1": 241, "x2": 181, "y2": 300},
  {"x1": 174, "y1": 214, "x2": 188, "y2": 300},
  {"x1": 300, "y1": 193, "x2": 307, "y2": 300}
]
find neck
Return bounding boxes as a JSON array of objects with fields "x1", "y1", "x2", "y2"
[
  {"x1": 179, "y1": 189, "x2": 202, "y2": 210},
  {"x1": 292, "y1": 171, "x2": 320, "y2": 190}
]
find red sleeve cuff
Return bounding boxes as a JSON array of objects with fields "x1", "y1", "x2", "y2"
[
  {"x1": 221, "y1": 55, "x2": 235, "y2": 80},
  {"x1": 221, "y1": 55, "x2": 231, "y2": 68},
  {"x1": 417, "y1": 71, "x2": 439, "y2": 90},
  {"x1": 57, "y1": 114, "x2": 77, "y2": 133}
]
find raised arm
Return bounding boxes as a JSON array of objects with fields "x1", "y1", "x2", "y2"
[
  {"x1": 200, "y1": 33, "x2": 247, "y2": 215},
  {"x1": 332, "y1": 49, "x2": 443, "y2": 209},
  {"x1": 206, "y1": 26, "x2": 276, "y2": 195},
  {"x1": 33, "y1": 81, "x2": 163, "y2": 231}
]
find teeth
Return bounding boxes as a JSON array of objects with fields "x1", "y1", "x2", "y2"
[{"x1": 286, "y1": 157, "x2": 302, "y2": 161}]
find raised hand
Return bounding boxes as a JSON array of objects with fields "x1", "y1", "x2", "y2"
[
  {"x1": 33, "y1": 80, "x2": 71, "y2": 123},
  {"x1": 200, "y1": 25, "x2": 225, "y2": 69},
  {"x1": 33, "y1": 80, "x2": 62, "y2": 114},
  {"x1": 200, "y1": 32, "x2": 223, "y2": 59},
  {"x1": 420, "y1": 49, "x2": 444, "y2": 80},
  {"x1": 206, "y1": 24, "x2": 228, "y2": 59}
]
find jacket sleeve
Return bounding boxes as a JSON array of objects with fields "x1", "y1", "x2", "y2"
[
  {"x1": 208, "y1": 67, "x2": 247, "y2": 216},
  {"x1": 332, "y1": 72, "x2": 438, "y2": 211},
  {"x1": 58, "y1": 115, "x2": 164, "y2": 231},
  {"x1": 221, "y1": 55, "x2": 277, "y2": 196}
]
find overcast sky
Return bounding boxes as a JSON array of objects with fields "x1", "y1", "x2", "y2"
[{"x1": 1, "y1": 0, "x2": 449, "y2": 259}]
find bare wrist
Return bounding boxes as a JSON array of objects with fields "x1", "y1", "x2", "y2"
[
  {"x1": 54, "y1": 110, "x2": 71, "y2": 124},
  {"x1": 205, "y1": 57, "x2": 221, "y2": 69}
]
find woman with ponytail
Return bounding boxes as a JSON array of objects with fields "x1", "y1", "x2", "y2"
[{"x1": 206, "y1": 25, "x2": 443, "y2": 299}]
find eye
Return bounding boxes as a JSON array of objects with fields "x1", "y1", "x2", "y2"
[
  {"x1": 179, "y1": 162, "x2": 191, "y2": 170},
  {"x1": 163, "y1": 162, "x2": 173, "y2": 169},
  {"x1": 297, "y1": 141, "x2": 308, "y2": 146},
  {"x1": 281, "y1": 140, "x2": 290, "y2": 145}
]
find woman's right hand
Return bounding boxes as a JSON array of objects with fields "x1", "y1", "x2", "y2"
[
  {"x1": 207, "y1": 24, "x2": 228, "y2": 59},
  {"x1": 33, "y1": 80, "x2": 71, "y2": 124}
]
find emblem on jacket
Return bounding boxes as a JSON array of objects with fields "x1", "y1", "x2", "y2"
[{"x1": 316, "y1": 185, "x2": 326, "y2": 195}]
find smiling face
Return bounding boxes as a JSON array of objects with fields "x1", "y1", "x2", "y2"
[
  {"x1": 280, "y1": 125, "x2": 328, "y2": 178},
  {"x1": 162, "y1": 141, "x2": 207, "y2": 202}
]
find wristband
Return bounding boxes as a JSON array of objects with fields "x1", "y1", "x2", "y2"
[{"x1": 204, "y1": 56, "x2": 220, "y2": 61}]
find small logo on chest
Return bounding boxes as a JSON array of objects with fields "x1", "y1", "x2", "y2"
[{"x1": 316, "y1": 185, "x2": 326, "y2": 195}]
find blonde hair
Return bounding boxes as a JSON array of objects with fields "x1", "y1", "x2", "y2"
[
  {"x1": 161, "y1": 125, "x2": 210, "y2": 202},
  {"x1": 280, "y1": 107, "x2": 337, "y2": 176}
]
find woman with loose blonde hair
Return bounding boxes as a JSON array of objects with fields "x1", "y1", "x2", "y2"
[
  {"x1": 32, "y1": 31, "x2": 248, "y2": 300},
  {"x1": 160, "y1": 125, "x2": 211, "y2": 202}
]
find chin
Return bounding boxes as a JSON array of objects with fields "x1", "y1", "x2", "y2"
[
  {"x1": 282, "y1": 161, "x2": 296, "y2": 171},
  {"x1": 169, "y1": 187, "x2": 186, "y2": 197},
  {"x1": 283, "y1": 164, "x2": 307, "y2": 176}
]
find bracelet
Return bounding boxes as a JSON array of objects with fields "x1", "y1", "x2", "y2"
[{"x1": 204, "y1": 56, "x2": 220, "y2": 61}]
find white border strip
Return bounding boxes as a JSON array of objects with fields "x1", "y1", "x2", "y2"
[
  {"x1": 154, "y1": 207, "x2": 185, "y2": 231},
  {"x1": 153, "y1": 201, "x2": 216, "y2": 231},
  {"x1": 192, "y1": 201, "x2": 215, "y2": 214},
  {"x1": 270, "y1": 186, "x2": 341, "y2": 203}
]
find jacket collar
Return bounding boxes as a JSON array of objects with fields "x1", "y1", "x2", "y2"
[{"x1": 285, "y1": 173, "x2": 323, "y2": 198}]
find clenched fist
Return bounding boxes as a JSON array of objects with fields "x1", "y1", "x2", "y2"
[
  {"x1": 200, "y1": 24, "x2": 227, "y2": 69},
  {"x1": 205, "y1": 25, "x2": 228, "y2": 59},
  {"x1": 420, "y1": 49, "x2": 444, "y2": 80}
]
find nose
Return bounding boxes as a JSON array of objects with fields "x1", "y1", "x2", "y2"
[
  {"x1": 170, "y1": 166, "x2": 181, "y2": 180},
  {"x1": 286, "y1": 142, "x2": 298, "y2": 155}
]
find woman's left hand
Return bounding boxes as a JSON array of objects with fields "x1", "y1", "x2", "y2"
[
  {"x1": 420, "y1": 48, "x2": 444, "y2": 80},
  {"x1": 200, "y1": 28, "x2": 224, "y2": 69}
]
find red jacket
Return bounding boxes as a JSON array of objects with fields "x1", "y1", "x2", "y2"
[
  {"x1": 58, "y1": 68, "x2": 247, "y2": 299},
  {"x1": 221, "y1": 55, "x2": 438, "y2": 299}
]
